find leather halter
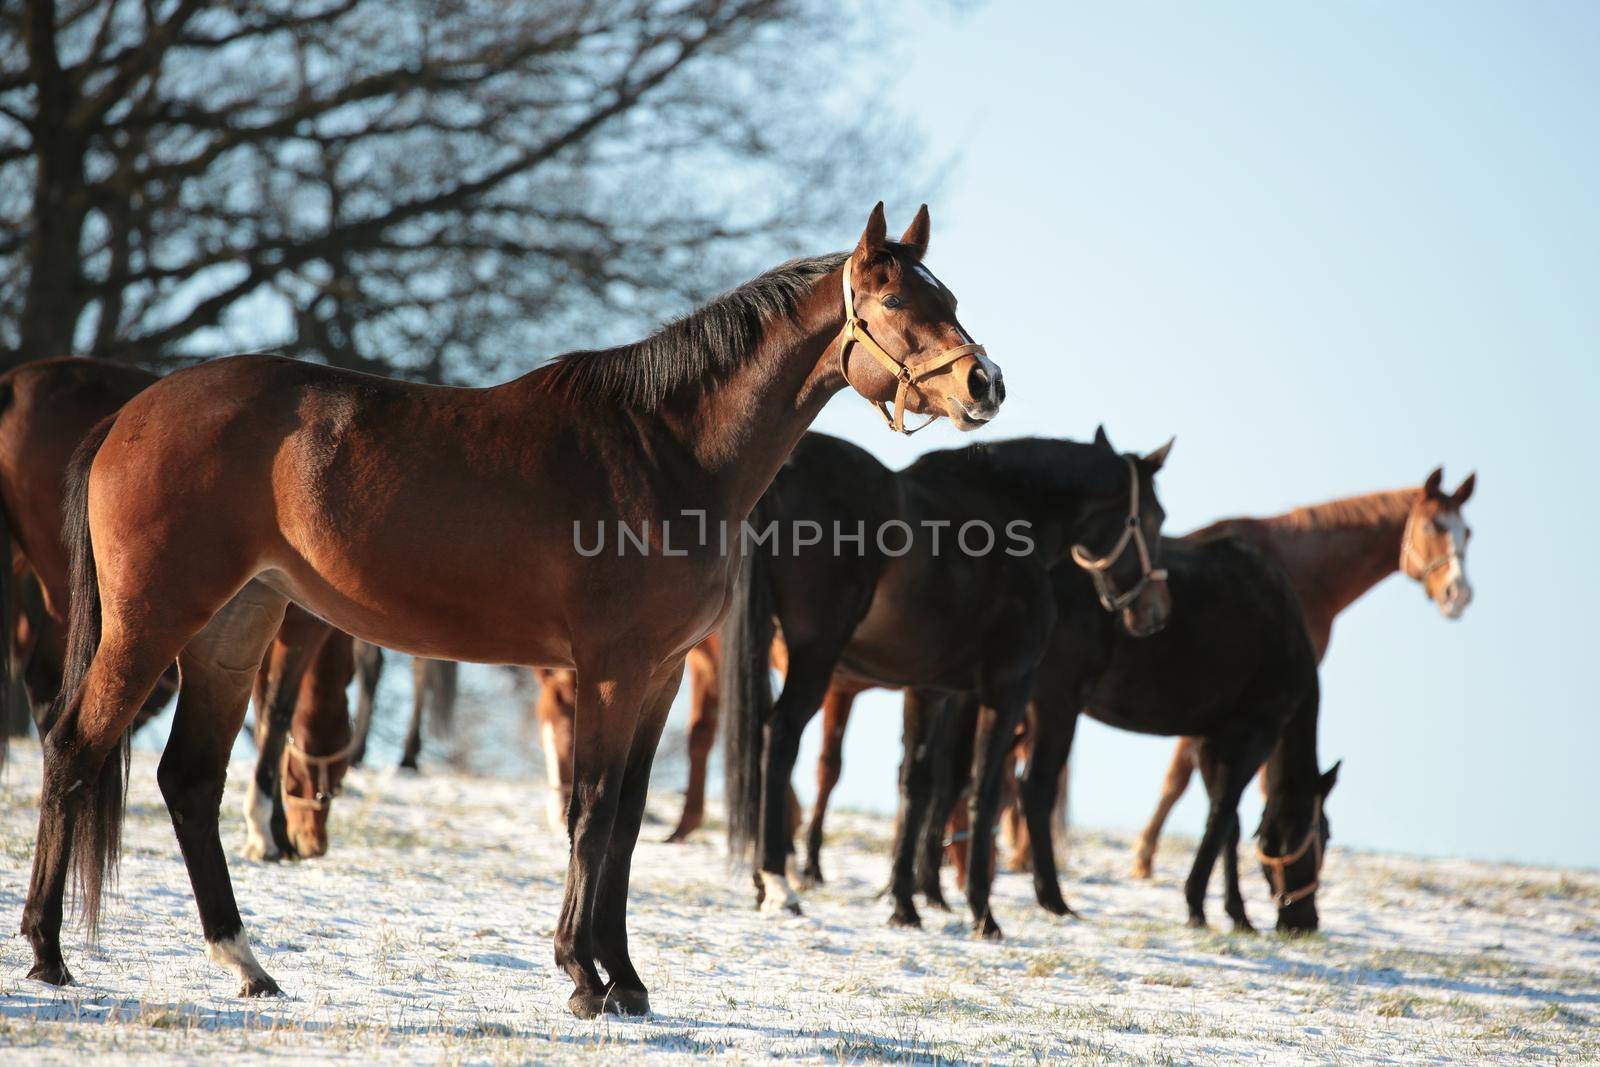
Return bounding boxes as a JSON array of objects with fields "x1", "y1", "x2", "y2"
[
  {"x1": 1400, "y1": 511, "x2": 1457, "y2": 584},
  {"x1": 1070, "y1": 456, "x2": 1168, "y2": 613},
  {"x1": 837, "y1": 261, "x2": 988, "y2": 435},
  {"x1": 1256, "y1": 797, "x2": 1324, "y2": 908},
  {"x1": 281, "y1": 732, "x2": 357, "y2": 813}
]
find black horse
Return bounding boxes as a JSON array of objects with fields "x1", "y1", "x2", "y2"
[
  {"x1": 723, "y1": 428, "x2": 1173, "y2": 938},
  {"x1": 916, "y1": 534, "x2": 1337, "y2": 933}
]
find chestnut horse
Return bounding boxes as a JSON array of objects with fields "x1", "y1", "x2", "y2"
[
  {"x1": 22, "y1": 205, "x2": 1002, "y2": 1017},
  {"x1": 723, "y1": 429, "x2": 1172, "y2": 937},
  {"x1": 1128, "y1": 469, "x2": 1477, "y2": 878}
]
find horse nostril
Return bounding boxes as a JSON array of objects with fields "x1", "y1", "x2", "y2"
[{"x1": 967, "y1": 364, "x2": 990, "y2": 399}]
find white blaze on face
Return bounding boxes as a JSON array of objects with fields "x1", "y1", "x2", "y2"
[
  {"x1": 910, "y1": 262, "x2": 1000, "y2": 391},
  {"x1": 1437, "y1": 511, "x2": 1473, "y2": 617}
]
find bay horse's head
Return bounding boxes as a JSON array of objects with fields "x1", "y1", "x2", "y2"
[
  {"x1": 837, "y1": 203, "x2": 1003, "y2": 433},
  {"x1": 1402, "y1": 468, "x2": 1476, "y2": 619},
  {"x1": 1070, "y1": 427, "x2": 1175, "y2": 637},
  {"x1": 280, "y1": 654, "x2": 357, "y2": 859},
  {"x1": 1257, "y1": 761, "x2": 1340, "y2": 934}
]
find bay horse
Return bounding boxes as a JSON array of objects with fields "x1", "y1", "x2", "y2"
[
  {"x1": 22, "y1": 204, "x2": 1003, "y2": 1017},
  {"x1": 723, "y1": 428, "x2": 1173, "y2": 938},
  {"x1": 0, "y1": 358, "x2": 364, "y2": 860},
  {"x1": 1129, "y1": 469, "x2": 1476, "y2": 878},
  {"x1": 914, "y1": 534, "x2": 1336, "y2": 933},
  {"x1": 0, "y1": 359, "x2": 177, "y2": 747}
]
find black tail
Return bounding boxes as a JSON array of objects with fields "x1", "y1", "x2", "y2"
[
  {"x1": 722, "y1": 502, "x2": 777, "y2": 862},
  {"x1": 43, "y1": 416, "x2": 126, "y2": 940}
]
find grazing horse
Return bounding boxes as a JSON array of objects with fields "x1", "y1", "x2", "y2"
[
  {"x1": 723, "y1": 429, "x2": 1172, "y2": 937},
  {"x1": 0, "y1": 359, "x2": 177, "y2": 746},
  {"x1": 919, "y1": 535, "x2": 1336, "y2": 932},
  {"x1": 267, "y1": 629, "x2": 357, "y2": 860},
  {"x1": 22, "y1": 204, "x2": 1003, "y2": 1018},
  {"x1": 1128, "y1": 469, "x2": 1476, "y2": 878}
]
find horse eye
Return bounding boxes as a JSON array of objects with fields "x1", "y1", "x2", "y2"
[{"x1": 882, "y1": 294, "x2": 904, "y2": 310}]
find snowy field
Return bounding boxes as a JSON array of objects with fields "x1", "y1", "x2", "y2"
[{"x1": 0, "y1": 741, "x2": 1596, "y2": 1064}]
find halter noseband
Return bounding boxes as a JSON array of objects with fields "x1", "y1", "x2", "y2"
[
  {"x1": 1070, "y1": 456, "x2": 1168, "y2": 613},
  {"x1": 281, "y1": 732, "x2": 358, "y2": 813},
  {"x1": 1255, "y1": 797, "x2": 1324, "y2": 908},
  {"x1": 838, "y1": 262, "x2": 988, "y2": 435},
  {"x1": 1399, "y1": 511, "x2": 1457, "y2": 586}
]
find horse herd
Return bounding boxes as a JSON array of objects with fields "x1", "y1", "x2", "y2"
[{"x1": 0, "y1": 205, "x2": 1475, "y2": 1019}]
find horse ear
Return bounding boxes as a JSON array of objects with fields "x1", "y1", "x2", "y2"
[
  {"x1": 1451, "y1": 472, "x2": 1476, "y2": 506},
  {"x1": 899, "y1": 204, "x2": 931, "y2": 260},
  {"x1": 1423, "y1": 467, "x2": 1445, "y2": 499},
  {"x1": 1143, "y1": 436, "x2": 1175, "y2": 472},
  {"x1": 1319, "y1": 760, "x2": 1342, "y2": 797},
  {"x1": 1093, "y1": 424, "x2": 1113, "y2": 452},
  {"x1": 857, "y1": 202, "x2": 888, "y2": 256}
]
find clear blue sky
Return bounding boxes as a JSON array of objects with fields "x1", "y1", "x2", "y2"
[{"x1": 722, "y1": 1, "x2": 1599, "y2": 870}]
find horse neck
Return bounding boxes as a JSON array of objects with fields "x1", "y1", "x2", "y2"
[
  {"x1": 658, "y1": 269, "x2": 849, "y2": 521},
  {"x1": 1263, "y1": 695, "x2": 1320, "y2": 811},
  {"x1": 1253, "y1": 489, "x2": 1421, "y2": 623}
]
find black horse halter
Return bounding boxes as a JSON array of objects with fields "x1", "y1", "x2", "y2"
[{"x1": 1070, "y1": 456, "x2": 1168, "y2": 613}]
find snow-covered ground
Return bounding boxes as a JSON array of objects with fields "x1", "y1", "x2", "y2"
[{"x1": 1, "y1": 741, "x2": 1595, "y2": 1064}]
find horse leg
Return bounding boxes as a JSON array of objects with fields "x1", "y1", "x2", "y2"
[
  {"x1": 400, "y1": 657, "x2": 428, "y2": 770},
  {"x1": 800, "y1": 686, "x2": 854, "y2": 885},
  {"x1": 21, "y1": 632, "x2": 180, "y2": 986},
  {"x1": 590, "y1": 663, "x2": 682, "y2": 1016},
  {"x1": 755, "y1": 642, "x2": 839, "y2": 915},
  {"x1": 886, "y1": 689, "x2": 944, "y2": 928},
  {"x1": 243, "y1": 608, "x2": 330, "y2": 861},
  {"x1": 965, "y1": 681, "x2": 1031, "y2": 940},
  {"x1": 555, "y1": 661, "x2": 650, "y2": 1018},
  {"x1": 1195, "y1": 744, "x2": 1256, "y2": 933},
  {"x1": 347, "y1": 640, "x2": 384, "y2": 767},
  {"x1": 665, "y1": 651, "x2": 717, "y2": 843},
  {"x1": 915, "y1": 700, "x2": 960, "y2": 908},
  {"x1": 164, "y1": 585, "x2": 290, "y2": 995},
  {"x1": 928, "y1": 697, "x2": 972, "y2": 895},
  {"x1": 1134, "y1": 736, "x2": 1200, "y2": 879},
  {"x1": 1021, "y1": 708, "x2": 1078, "y2": 917},
  {"x1": 1184, "y1": 736, "x2": 1268, "y2": 929},
  {"x1": 534, "y1": 670, "x2": 576, "y2": 834}
]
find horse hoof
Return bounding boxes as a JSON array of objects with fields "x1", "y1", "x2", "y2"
[
  {"x1": 239, "y1": 974, "x2": 281, "y2": 997},
  {"x1": 1039, "y1": 896, "x2": 1074, "y2": 917},
  {"x1": 568, "y1": 990, "x2": 607, "y2": 1019},
  {"x1": 27, "y1": 960, "x2": 74, "y2": 986},
  {"x1": 1231, "y1": 919, "x2": 1257, "y2": 935},
  {"x1": 784, "y1": 900, "x2": 803, "y2": 917},
  {"x1": 887, "y1": 909, "x2": 922, "y2": 929},
  {"x1": 975, "y1": 918, "x2": 1004, "y2": 941},
  {"x1": 1131, "y1": 858, "x2": 1154, "y2": 880},
  {"x1": 1186, "y1": 915, "x2": 1209, "y2": 930},
  {"x1": 923, "y1": 896, "x2": 951, "y2": 913},
  {"x1": 798, "y1": 867, "x2": 825, "y2": 889},
  {"x1": 606, "y1": 986, "x2": 651, "y2": 1016}
]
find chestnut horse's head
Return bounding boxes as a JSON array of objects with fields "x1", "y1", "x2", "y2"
[
  {"x1": 1258, "y1": 761, "x2": 1340, "y2": 934},
  {"x1": 1401, "y1": 468, "x2": 1476, "y2": 619},
  {"x1": 280, "y1": 647, "x2": 357, "y2": 859},
  {"x1": 1071, "y1": 427, "x2": 1175, "y2": 638},
  {"x1": 837, "y1": 203, "x2": 1003, "y2": 433}
]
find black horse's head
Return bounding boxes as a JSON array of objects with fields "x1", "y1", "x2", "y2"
[
  {"x1": 1256, "y1": 760, "x2": 1340, "y2": 933},
  {"x1": 1069, "y1": 426, "x2": 1174, "y2": 638}
]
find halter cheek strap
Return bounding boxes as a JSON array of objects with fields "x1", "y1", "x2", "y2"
[
  {"x1": 838, "y1": 263, "x2": 988, "y2": 435},
  {"x1": 1070, "y1": 456, "x2": 1169, "y2": 613},
  {"x1": 281, "y1": 733, "x2": 358, "y2": 813},
  {"x1": 1399, "y1": 513, "x2": 1456, "y2": 587},
  {"x1": 1256, "y1": 797, "x2": 1324, "y2": 908}
]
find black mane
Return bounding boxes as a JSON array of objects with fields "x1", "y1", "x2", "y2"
[
  {"x1": 537, "y1": 251, "x2": 849, "y2": 410},
  {"x1": 904, "y1": 437, "x2": 1127, "y2": 499}
]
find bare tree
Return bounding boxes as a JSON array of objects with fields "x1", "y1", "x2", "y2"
[{"x1": 0, "y1": 0, "x2": 920, "y2": 381}]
